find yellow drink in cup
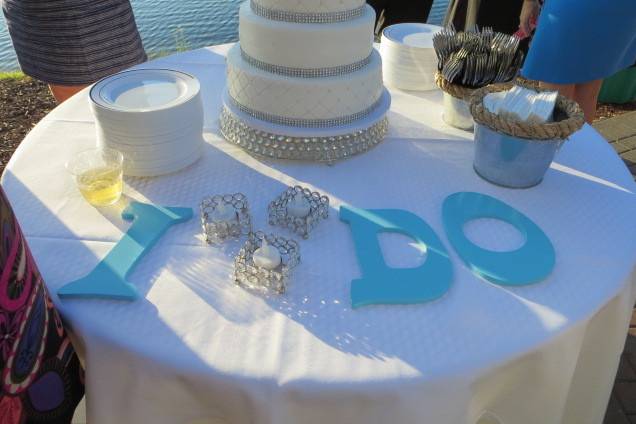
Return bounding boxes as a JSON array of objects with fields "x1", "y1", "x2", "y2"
[
  {"x1": 67, "y1": 148, "x2": 124, "y2": 206},
  {"x1": 76, "y1": 166, "x2": 123, "y2": 206}
]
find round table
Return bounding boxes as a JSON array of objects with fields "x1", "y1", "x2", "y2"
[{"x1": 3, "y1": 44, "x2": 636, "y2": 424}]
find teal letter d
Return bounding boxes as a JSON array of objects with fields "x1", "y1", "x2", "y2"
[{"x1": 340, "y1": 206, "x2": 453, "y2": 309}]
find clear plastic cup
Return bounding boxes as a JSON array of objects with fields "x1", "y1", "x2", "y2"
[{"x1": 66, "y1": 148, "x2": 124, "y2": 206}]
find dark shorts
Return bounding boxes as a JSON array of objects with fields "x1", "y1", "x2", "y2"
[
  {"x1": 367, "y1": 0, "x2": 434, "y2": 31},
  {"x1": 2, "y1": 0, "x2": 147, "y2": 85}
]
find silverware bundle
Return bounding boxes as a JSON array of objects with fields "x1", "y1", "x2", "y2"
[{"x1": 433, "y1": 25, "x2": 525, "y2": 87}]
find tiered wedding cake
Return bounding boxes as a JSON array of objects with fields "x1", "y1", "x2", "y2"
[{"x1": 220, "y1": 0, "x2": 391, "y2": 162}]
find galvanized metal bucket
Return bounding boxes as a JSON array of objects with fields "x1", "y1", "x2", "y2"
[
  {"x1": 442, "y1": 92, "x2": 474, "y2": 131},
  {"x1": 473, "y1": 123, "x2": 565, "y2": 188},
  {"x1": 469, "y1": 83, "x2": 585, "y2": 189}
]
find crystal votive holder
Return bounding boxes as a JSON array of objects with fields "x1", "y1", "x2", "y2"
[
  {"x1": 268, "y1": 186, "x2": 329, "y2": 239},
  {"x1": 234, "y1": 231, "x2": 300, "y2": 294},
  {"x1": 200, "y1": 193, "x2": 252, "y2": 244}
]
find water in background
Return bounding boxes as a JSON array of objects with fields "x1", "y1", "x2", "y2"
[{"x1": 0, "y1": 0, "x2": 448, "y2": 71}]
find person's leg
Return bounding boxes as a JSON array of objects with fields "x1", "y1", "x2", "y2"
[
  {"x1": 367, "y1": 0, "x2": 388, "y2": 16},
  {"x1": 573, "y1": 79, "x2": 603, "y2": 124},
  {"x1": 367, "y1": 0, "x2": 388, "y2": 34},
  {"x1": 541, "y1": 82, "x2": 575, "y2": 100},
  {"x1": 445, "y1": 0, "x2": 468, "y2": 30},
  {"x1": 49, "y1": 84, "x2": 88, "y2": 103}
]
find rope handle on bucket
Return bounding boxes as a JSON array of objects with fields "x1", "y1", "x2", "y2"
[{"x1": 469, "y1": 82, "x2": 585, "y2": 140}]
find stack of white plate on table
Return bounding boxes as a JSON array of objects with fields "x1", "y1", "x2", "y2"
[
  {"x1": 380, "y1": 23, "x2": 442, "y2": 91},
  {"x1": 89, "y1": 69, "x2": 204, "y2": 177}
]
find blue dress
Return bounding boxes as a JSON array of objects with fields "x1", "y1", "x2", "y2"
[{"x1": 521, "y1": 0, "x2": 636, "y2": 84}]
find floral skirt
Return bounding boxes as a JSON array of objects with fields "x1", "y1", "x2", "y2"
[{"x1": 0, "y1": 188, "x2": 84, "y2": 423}]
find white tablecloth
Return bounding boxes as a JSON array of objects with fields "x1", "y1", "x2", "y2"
[{"x1": 3, "y1": 44, "x2": 636, "y2": 424}]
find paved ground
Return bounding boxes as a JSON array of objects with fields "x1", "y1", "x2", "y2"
[
  {"x1": 594, "y1": 111, "x2": 636, "y2": 181},
  {"x1": 594, "y1": 111, "x2": 636, "y2": 423}
]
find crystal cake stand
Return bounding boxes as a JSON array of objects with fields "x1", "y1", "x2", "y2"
[{"x1": 220, "y1": 89, "x2": 391, "y2": 163}]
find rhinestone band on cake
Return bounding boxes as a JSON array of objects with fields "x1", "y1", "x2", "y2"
[
  {"x1": 250, "y1": 0, "x2": 365, "y2": 23},
  {"x1": 220, "y1": 106, "x2": 389, "y2": 163},
  {"x1": 240, "y1": 48, "x2": 373, "y2": 78},
  {"x1": 228, "y1": 95, "x2": 383, "y2": 128}
]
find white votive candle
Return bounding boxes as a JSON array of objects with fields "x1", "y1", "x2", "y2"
[
  {"x1": 253, "y1": 240, "x2": 282, "y2": 270},
  {"x1": 213, "y1": 203, "x2": 237, "y2": 223},
  {"x1": 287, "y1": 194, "x2": 311, "y2": 218}
]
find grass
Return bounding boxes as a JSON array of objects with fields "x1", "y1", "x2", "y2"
[
  {"x1": 0, "y1": 71, "x2": 25, "y2": 80},
  {"x1": 147, "y1": 27, "x2": 192, "y2": 60}
]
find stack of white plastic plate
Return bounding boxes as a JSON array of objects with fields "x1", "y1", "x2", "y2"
[
  {"x1": 380, "y1": 23, "x2": 442, "y2": 91},
  {"x1": 89, "y1": 69, "x2": 204, "y2": 177}
]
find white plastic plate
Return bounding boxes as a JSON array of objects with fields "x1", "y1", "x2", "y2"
[
  {"x1": 90, "y1": 69, "x2": 200, "y2": 113},
  {"x1": 382, "y1": 23, "x2": 442, "y2": 49}
]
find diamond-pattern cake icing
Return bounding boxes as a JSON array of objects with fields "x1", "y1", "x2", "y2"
[
  {"x1": 227, "y1": 45, "x2": 383, "y2": 122},
  {"x1": 254, "y1": 0, "x2": 365, "y2": 13},
  {"x1": 220, "y1": 0, "x2": 390, "y2": 162}
]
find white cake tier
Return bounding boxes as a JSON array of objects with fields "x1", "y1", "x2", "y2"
[
  {"x1": 226, "y1": 44, "x2": 383, "y2": 126},
  {"x1": 239, "y1": 2, "x2": 375, "y2": 70},
  {"x1": 252, "y1": 0, "x2": 365, "y2": 14}
]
